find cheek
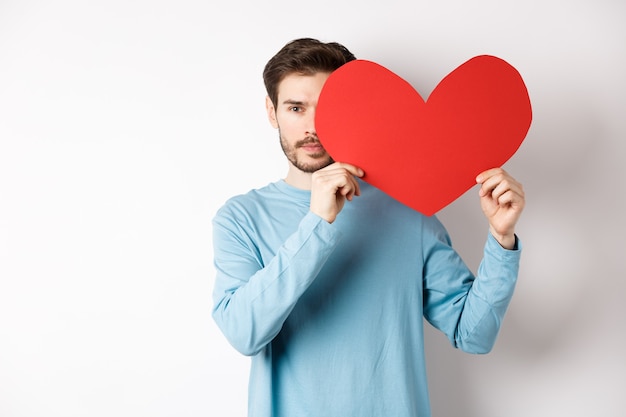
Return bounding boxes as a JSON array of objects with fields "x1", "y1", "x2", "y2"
[{"x1": 275, "y1": 113, "x2": 300, "y2": 133}]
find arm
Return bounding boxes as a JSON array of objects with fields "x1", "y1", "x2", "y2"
[
  {"x1": 212, "y1": 209, "x2": 341, "y2": 356},
  {"x1": 212, "y1": 162, "x2": 363, "y2": 356},
  {"x1": 423, "y1": 168, "x2": 525, "y2": 353},
  {"x1": 422, "y1": 218, "x2": 521, "y2": 354}
]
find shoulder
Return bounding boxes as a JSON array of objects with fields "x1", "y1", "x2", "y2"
[
  {"x1": 214, "y1": 183, "x2": 276, "y2": 224},
  {"x1": 213, "y1": 180, "x2": 309, "y2": 232}
]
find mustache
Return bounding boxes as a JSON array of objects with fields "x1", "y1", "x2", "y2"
[{"x1": 295, "y1": 135, "x2": 323, "y2": 148}]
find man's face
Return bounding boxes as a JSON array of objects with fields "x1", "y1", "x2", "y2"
[{"x1": 266, "y1": 72, "x2": 333, "y2": 173}]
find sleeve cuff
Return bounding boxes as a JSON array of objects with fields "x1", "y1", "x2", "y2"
[{"x1": 487, "y1": 232, "x2": 522, "y2": 253}]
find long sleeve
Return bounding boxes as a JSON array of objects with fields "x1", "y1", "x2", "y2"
[
  {"x1": 212, "y1": 209, "x2": 342, "y2": 356},
  {"x1": 422, "y1": 216, "x2": 521, "y2": 354},
  {"x1": 212, "y1": 181, "x2": 523, "y2": 416}
]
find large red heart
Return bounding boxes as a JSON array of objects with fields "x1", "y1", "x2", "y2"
[{"x1": 315, "y1": 56, "x2": 532, "y2": 216}]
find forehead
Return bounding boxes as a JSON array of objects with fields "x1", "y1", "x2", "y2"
[{"x1": 277, "y1": 72, "x2": 331, "y2": 102}]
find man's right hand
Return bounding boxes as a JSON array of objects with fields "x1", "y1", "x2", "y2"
[{"x1": 310, "y1": 162, "x2": 364, "y2": 224}]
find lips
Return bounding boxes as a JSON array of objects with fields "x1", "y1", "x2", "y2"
[
  {"x1": 301, "y1": 143, "x2": 324, "y2": 151},
  {"x1": 297, "y1": 139, "x2": 325, "y2": 152}
]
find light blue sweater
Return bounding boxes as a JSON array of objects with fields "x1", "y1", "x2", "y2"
[{"x1": 212, "y1": 179, "x2": 520, "y2": 417}]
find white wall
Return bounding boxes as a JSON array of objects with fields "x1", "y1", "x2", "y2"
[{"x1": 1, "y1": 0, "x2": 624, "y2": 416}]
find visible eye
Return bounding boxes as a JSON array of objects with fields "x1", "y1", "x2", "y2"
[{"x1": 289, "y1": 106, "x2": 303, "y2": 113}]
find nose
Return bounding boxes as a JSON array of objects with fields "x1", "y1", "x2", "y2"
[{"x1": 305, "y1": 107, "x2": 317, "y2": 137}]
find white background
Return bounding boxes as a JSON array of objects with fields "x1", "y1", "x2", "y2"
[{"x1": 1, "y1": 0, "x2": 624, "y2": 416}]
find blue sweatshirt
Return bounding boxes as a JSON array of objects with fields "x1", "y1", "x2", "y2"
[{"x1": 212, "y1": 179, "x2": 520, "y2": 417}]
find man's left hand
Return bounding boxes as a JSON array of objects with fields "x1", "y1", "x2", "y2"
[{"x1": 476, "y1": 168, "x2": 525, "y2": 249}]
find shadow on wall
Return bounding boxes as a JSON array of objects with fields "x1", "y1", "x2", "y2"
[{"x1": 425, "y1": 86, "x2": 619, "y2": 416}]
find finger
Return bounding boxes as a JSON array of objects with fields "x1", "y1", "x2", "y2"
[
  {"x1": 349, "y1": 173, "x2": 361, "y2": 197},
  {"x1": 316, "y1": 164, "x2": 363, "y2": 198},
  {"x1": 330, "y1": 162, "x2": 365, "y2": 178},
  {"x1": 314, "y1": 163, "x2": 364, "y2": 181},
  {"x1": 489, "y1": 178, "x2": 516, "y2": 200},
  {"x1": 479, "y1": 176, "x2": 501, "y2": 198},
  {"x1": 477, "y1": 168, "x2": 504, "y2": 197},
  {"x1": 493, "y1": 189, "x2": 516, "y2": 206},
  {"x1": 476, "y1": 167, "x2": 505, "y2": 184},
  {"x1": 314, "y1": 171, "x2": 358, "y2": 200},
  {"x1": 340, "y1": 164, "x2": 363, "y2": 197},
  {"x1": 341, "y1": 175, "x2": 361, "y2": 200},
  {"x1": 478, "y1": 171, "x2": 523, "y2": 199}
]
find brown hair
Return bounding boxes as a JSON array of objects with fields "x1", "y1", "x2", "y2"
[{"x1": 263, "y1": 38, "x2": 356, "y2": 107}]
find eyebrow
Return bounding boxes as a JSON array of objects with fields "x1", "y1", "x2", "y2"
[{"x1": 282, "y1": 99, "x2": 306, "y2": 106}]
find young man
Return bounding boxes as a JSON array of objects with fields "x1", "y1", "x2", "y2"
[{"x1": 212, "y1": 38, "x2": 524, "y2": 416}]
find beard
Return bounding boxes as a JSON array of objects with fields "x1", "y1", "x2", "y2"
[{"x1": 279, "y1": 130, "x2": 334, "y2": 173}]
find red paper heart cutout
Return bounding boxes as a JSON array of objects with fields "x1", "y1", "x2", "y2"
[{"x1": 315, "y1": 56, "x2": 532, "y2": 216}]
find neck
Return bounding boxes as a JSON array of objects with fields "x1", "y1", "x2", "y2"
[{"x1": 284, "y1": 164, "x2": 313, "y2": 190}]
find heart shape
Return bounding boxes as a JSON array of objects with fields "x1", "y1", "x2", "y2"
[{"x1": 315, "y1": 56, "x2": 532, "y2": 216}]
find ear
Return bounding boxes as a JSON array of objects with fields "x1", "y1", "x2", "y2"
[{"x1": 265, "y1": 96, "x2": 279, "y2": 129}]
